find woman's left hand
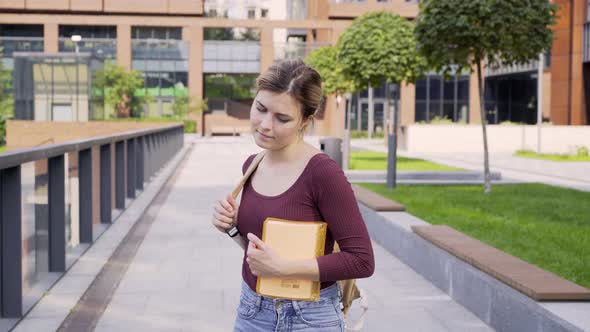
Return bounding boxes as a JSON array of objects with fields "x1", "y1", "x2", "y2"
[{"x1": 246, "y1": 233, "x2": 287, "y2": 278}]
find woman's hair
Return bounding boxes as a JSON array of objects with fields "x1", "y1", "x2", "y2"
[{"x1": 255, "y1": 59, "x2": 323, "y2": 123}]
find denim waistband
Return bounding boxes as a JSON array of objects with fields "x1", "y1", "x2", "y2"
[{"x1": 240, "y1": 281, "x2": 340, "y2": 311}]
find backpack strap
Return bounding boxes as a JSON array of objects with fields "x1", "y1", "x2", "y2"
[{"x1": 231, "y1": 151, "x2": 266, "y2": 212}]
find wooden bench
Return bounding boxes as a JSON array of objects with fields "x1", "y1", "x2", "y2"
[
  {"x1": 412, "y1": 225, "x2": 590, "y2": 301},
  {"x1": 209, "y1": 126, "x2": 250, "y2": 136},
  {"x1": 351, "y1": 184, "x2": 405, "y2": 212}
]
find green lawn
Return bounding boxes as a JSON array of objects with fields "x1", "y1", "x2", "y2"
[
  {"x1": 0, "y1": 146, "x2": 5, "y2": 153},
  {"x1": 515, "y1": 149, "x2": 590, "y2": 162},
  {"x1": 358, "y1": 183, "x2": 590, "y2": 289},
  {"x1": 350, "y1": 151, "x2": 463, "y2": 171}
]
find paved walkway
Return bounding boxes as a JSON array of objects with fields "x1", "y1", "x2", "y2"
[
  {"x1": 351, "y1": 139, "x2": 590, "y2": 192},
  {"x1": 83, "y1": 136, "x2": 492, "y2": 331}
]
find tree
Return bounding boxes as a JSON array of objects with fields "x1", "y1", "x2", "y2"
[
  {"x1": 0, "y1": 56, "x2": 14, "y2": 145},
  {"x1": 305, "y1": 45, "x2": 355, "y2": 97},
  {"x1": 172, "y1": 95, "x2": 208, "y2": 119},
  {"x1": 338, "y1": 11, "x2": 427, "y2": 187},
  {"x1": 415, "y1": 0, "x2": 558, "y2": 194},
  {"x1": 95, "y1": 61, "x2": 150, "y2": 118}
]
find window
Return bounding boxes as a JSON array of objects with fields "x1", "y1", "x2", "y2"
[
  {"x1": 247, "y1": 8, "x2": 256, "y2": 19},
  {"x1": 204, "y1": 28, "x2": 260, "y2": 41},
  {"x1": 415, "y1": 74, "x2": 470, "y2": 123},
  {"x1": 58, "y1": 25, "x2": 116, "y2": 39},
  {"x1": 261, "y1": 8, "x2": 269, "y2": 18}
]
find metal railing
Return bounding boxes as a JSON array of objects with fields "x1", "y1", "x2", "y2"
[
  {"x1": 485, "y1": 53, "x2": 550, "y2": 77},
  {"x1": 273, "y1": 42, "x2": 330, "y2": 60},
  {"x1": 0, "y1": 37, "x2": 44, "y2": 57},
  {"x1": 132, "y1": 39, "x2": 189, "y2": 60},
  {"x1": 0, "y1": 124, "x2": 184, "y2": 319},
  {"x1": 58, "y1": 38, "x2": 117, "y2": 59}
]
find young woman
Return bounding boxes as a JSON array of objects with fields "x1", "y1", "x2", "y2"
[{"x1": 211, "y1": 59, "x2": 375, "y2": 332}]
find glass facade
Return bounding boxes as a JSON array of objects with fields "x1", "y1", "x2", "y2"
[
  {"x1": 21, "y1": 159, "x2": 49, "y2": 295},
  {"x1": 484, "y1": 73, "x2": 538, "y2": 124},
  {"x1": 132, "y1": 27, "x2": 188, "y2": 117},
  {"x1": 349, "y1": 82, "x2": 400, "y2": 133},
  {"x1": 288, "y1": 0, "x2": 307, "y2": 19},
  {"x1": 58, "y1": 25, "x2": 116, "y2": 59},
  {"x1": 415, "y1": 74, "x2": 470, "y2": 123},
  {"x1": 0, "y1": 24, "x2": 44, "y2": 67},
  {"x1": 204, "y1": 0, "x2": 272, "y2": 19},
  {"x1": 274, "y1": 41, "x2": 328, "y2": 60},
  {"x1": 204, "y1": 27, "x2": 260, "y2": 41},
  {"x1": 203, "y1": 30, "x2": 261, "y2": 74},
  {"x1": 0, "y1": 24, "x2": 44, "y2": 117}
]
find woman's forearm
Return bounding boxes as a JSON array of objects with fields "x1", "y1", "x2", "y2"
[{"x1": 281, "y1": 259, "x2": 320, "y2": 281}]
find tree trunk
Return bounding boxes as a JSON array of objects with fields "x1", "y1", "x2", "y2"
[
  {"x1": 118, "y1": 93, "x2": 131, "y2": 118},
  {"x1": 477, "y1": 60, "x2": 492, "y2": 194}
]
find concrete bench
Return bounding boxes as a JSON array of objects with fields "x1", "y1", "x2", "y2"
[
  {"x1": 412, "y1": 225, "x2": 590, "y2": 301},
  {"x1": 351, "y1": 184, "x2": 405, "y2": 211}
]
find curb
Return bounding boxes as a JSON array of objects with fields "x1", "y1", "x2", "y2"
[{"x1": 359, "y1": 205, "x2": 588, "y2": 332}]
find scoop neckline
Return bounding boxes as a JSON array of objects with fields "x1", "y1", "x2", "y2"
[{"x1": 248, "y1": 153, "x2": 324, "y2": 200}]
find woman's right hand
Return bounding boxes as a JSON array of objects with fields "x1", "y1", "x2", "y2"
[{"x1": 212, "y1": 194, "x2": 239, "y2": 233}]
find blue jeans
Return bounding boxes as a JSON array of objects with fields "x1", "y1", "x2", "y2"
[{"x1": 234, "y1": 282, "x2": 345, "y2": 332}]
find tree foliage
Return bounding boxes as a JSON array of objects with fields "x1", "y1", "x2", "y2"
[
  {"x1": 0, "y1": 57, "x2": 13, "y2": 145},
  {"x1": 337, "y1": 11, "x2": 427, "y2": 87},
  {"x1": 305, "y1": 45, "x2": 355, "y2": 96},
  {"x1": 172, "y1": 95, "x2": 208, "y2": 119},
  {"x1": 94, "y1": 61, "x2": 150, "y2": 118},
  {"x1": 415, "y1": 0, "x2": 558, "y2": 75}
]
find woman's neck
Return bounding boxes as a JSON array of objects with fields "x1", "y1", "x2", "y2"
[{"x1": 266, "y1": 138, "x2": 307, "y2": 165}]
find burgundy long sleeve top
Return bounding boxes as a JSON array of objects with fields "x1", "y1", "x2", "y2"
[{"x1": 237, "y1": 153, "x2": 375, "y2": 292}]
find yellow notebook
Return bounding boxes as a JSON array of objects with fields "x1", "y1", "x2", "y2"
[{"x1": 256, "y1": 217, "x2": 327, "y2": 301}]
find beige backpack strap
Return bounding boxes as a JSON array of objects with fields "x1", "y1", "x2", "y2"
[
  {"x1": 226, "y1": 151, "x2": 267, "y2": 249},
  {"x1": 232, "y1": 151, "x2": 266, "y2": 203}
]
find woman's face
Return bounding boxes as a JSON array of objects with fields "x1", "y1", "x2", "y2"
[{"x1": 250, "y1": 90, "x2": 308, "y2": 150}]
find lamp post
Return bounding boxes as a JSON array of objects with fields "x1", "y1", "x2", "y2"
[
  {"x1": 537, "y1": 52, "x2": 544, "y2": 154},
  {"x1": 342, "y1": 92, "x2": 352, "y2": 171},
  {"x1": 71, "y1": 35, "x2": 82, "y2": 122},
  {"x1": 71, "y1": 35, "x2": 81, "y2": 54}
]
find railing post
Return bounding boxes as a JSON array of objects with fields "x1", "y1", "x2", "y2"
[
  {"x1": 48, "y1": 155, "x2": 66, "y2": 272},
  {"x1": 100, "y1": 144, "x2": 112, "y2": 224},
  {"x1": 115, "y1": 141, "x2": 125, "y2": 210},
  {"x1": 0, "y1": 166, "x2": 23, "y2": 318},
  {"x1": 127, "y1": 138, "x2": 136, "y2": 199},
  {"x1": 136, "y1": 136, "x2": 144, "y2": 191},
  {"x1": 145, "y1": 135, "x2": 152, "y2": 181},
  {"x1": 180, "y1": 126, "x2": 184, "y2": 150},
  {"x1": 155, "y1": 134, "x2": 161, "y2": 172},
  {"x1": 79, "y1": 148, "x2": 93, "y2": 243}
]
